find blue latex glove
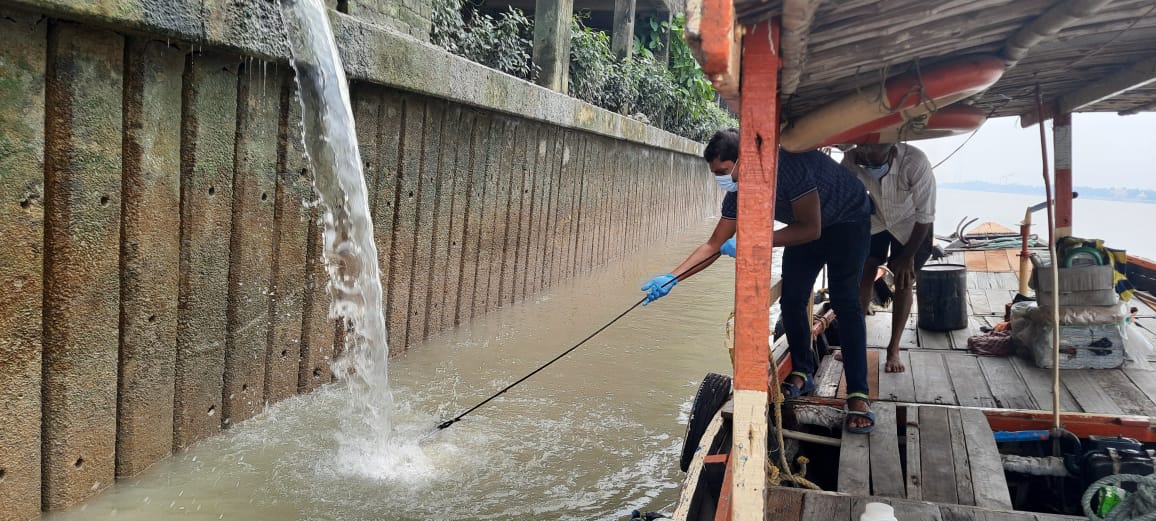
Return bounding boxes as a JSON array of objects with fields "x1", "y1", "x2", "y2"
[
  {"x1": 720, "y1": 237, "x2": 737, "y2": 257},
  {"x1": 641, "y1": 274, "x2": 678, "y2": 306}
]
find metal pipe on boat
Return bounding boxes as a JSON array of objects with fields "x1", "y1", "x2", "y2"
[
  {"x1": 1002, "y1": 454, "x2": 1069, "y2": 477},
  {"x1": 781, "y1": 429, "x2": 841, "y2": 447},
  {"x1": 811, "y1": 309, "x2": 835, "y2": 338},
  {"x1": 1020, "y1": 208, "x2": 1033, "y2": 295},
  {"x1": 1018, "y1": 194, "x2": 1076, "y2": 295}
]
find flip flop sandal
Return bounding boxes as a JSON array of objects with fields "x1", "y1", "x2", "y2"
[
  {"x1": 843, "y1": 393, "x2": 877, "y2": 434},
  {"x1": 780, "y1": 371, "x2": 815, "y2": 399}
]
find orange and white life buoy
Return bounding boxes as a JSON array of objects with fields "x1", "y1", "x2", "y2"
[
  {"x1": 780, "y1": 55, "x2": 1004, "y2": 152},
  {"x1": 835, "y1": 105, "x2": 988, "y2": 145}
]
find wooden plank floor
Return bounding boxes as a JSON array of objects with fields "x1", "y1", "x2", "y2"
[
  {"x1": 813, "y1": 348, "x2": 1156, "y2": 416},
  {"x1": 768, "y1": 485, "x2": 1083, "y2": 521},
  {"x1": 833, "y1": 405, "x2": 1012, "y2": 509},
  {"x1": 811, "y1": 248, "x2": 1156, "y2": 418}
]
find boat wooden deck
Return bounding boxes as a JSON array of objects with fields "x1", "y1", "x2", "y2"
[
  {"x1": 836, "y1": 404, "x2": 1012, "y2": 509},
  {"x1": 765, "y1": 486, "x2": 1086, "y2": 521},
  {"x1": 812, "y1": 250, "x2": 1156, "y2": 418}
]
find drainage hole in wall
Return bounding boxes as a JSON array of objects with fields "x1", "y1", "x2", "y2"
[
  {"x1": 241, "y1": 384, "x2": 248, "y2": 392},
  {"x1": 99, "y1": 195, "x2": 110, "y2": 206},
  {"x1": 261, "y1": 192, "x2": 268, "y2": 201},
  {"x1": 74, "y1": 458, "x2": 84, "y2": 469},
  {"x1": 408, "y1": 191, "x2": 414, "y2": 198},
  {"x1": 313, "y1": 368, "x2": 321, "y2": 378},
  {"x1": 20, "y1": 198, "x2": 31, "y2": 209},
  {"x1": 208, "y1": 186, "x2": 216, "y2": 196},
  {"x1": 0, "y1": 467, "x2": 6, "y2": 481},
  {"x1": 147, "y1": 314, "x2": 156, "y2": 323},
  {"x1": 281, "y1": 349, "x2": 288, "y2": 357}
]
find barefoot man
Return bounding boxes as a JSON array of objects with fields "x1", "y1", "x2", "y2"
[{"x1": 842, "y1": 143, "x2": 936, "y2": 373}]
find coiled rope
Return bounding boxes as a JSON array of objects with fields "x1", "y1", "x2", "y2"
[{"x1": 1082, "y1": 474, "x2": 1156, "y2": 521}]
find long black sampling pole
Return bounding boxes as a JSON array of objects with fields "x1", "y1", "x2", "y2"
[{"x1": 436, "y1": 251, "x2": 723, "y2": 430}]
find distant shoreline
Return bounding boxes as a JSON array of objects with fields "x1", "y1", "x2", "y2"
[{"x1": 939, "y1": 182, "x2": 1156, "y2": 204}]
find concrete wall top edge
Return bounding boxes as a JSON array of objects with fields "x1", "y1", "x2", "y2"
[{"x1": 5, "y1": 0, "x2": 704, "y2": 156}]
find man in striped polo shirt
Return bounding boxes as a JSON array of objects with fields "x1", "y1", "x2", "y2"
[
  {"x1": 641, "y1": 129, "x2": 877, "y2": 433},
  {"x1": 842, "y1": 143, "x2": 937, "y2": 374}
]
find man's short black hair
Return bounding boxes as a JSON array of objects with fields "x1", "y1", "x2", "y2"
[{"x1": 703, "y1": 128, "x2": 739, "y2": 163}]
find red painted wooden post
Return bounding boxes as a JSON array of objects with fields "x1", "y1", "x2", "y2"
[
  {"x1": 1054, "y1": 112, "x2": 1073, "y2": 238},
  {"x1": 733, "y1": 21, "x2": 779, "y2": 395},
  {"x1": 730, "y1": 19, "x2": 780, "y2": 521}
]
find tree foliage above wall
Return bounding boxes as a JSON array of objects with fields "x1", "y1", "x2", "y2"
[
  {"x1": 431, "y1": 0, "x2": 737, "y2": 142},
  {"x1": 431, "y1": 0, "x2": 538, "y2": 80}
]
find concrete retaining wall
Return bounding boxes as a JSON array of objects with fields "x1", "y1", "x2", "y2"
[{"x1": 0, "y1": 2, "x2": 717, "y2": 519}]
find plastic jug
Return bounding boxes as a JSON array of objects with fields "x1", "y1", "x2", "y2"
[{"x1": 860, "y1": 502, "x2": 898, "y2": 521}]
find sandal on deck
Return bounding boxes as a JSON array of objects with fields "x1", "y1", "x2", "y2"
[
  {"x1": 780, "y1": 371, "x2": 815, "y2": 399},
  {"x1": 843, "y1": 393, "x2": 876, "y2": 434}
]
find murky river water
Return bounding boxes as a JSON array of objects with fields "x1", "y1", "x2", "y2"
[{"x1": 44, "y1": 222, "x2": 756, "y2": 521}]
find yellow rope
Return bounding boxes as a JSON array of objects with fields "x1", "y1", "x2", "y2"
[
  {"x1": 730, "y1": 308, "x2": 822, "y2": 491},
  {"x1": 768, "y1": 364, "x2": 822, "y2": 491}
]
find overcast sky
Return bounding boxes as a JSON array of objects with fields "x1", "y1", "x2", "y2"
[{"x1": 910, "y1": 112, "x2": 1156, "y2": 190}]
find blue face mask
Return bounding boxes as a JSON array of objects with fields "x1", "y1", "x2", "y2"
[
  {"x1": 863, "y1": 162, "x2": 890, "y2": 179},
  {"x1": 715, "y1": 161, "x2": 738, "y2": 192},
  {"x1": 715, "y1": 174, "x2": 738, "y2": 192}
]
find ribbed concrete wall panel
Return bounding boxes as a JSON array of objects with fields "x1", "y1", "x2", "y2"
[
  {"x1": 299, "y1": 198, "x2": 336, "y2": 392},
  {"x1": 460, "y1": 113, "x2": 493, "y2": 324},
  {"x1": 484, "y1": 119, "x2": 512, "y2": 314},
  {"x1": 117, "y1": 37, "x2": 183, "y2": 479},
  {"x1": 174, "y1": 52, "x2": 239, "y2": 449},
  {"x1": 426, "y1": 106, "x2": 459, "y2": 336},
  {"x1": 385, "y1": 96, "x2": 422, "y2": 352},
  {"x1": 372, "y1": 94, "x2": 404, "y2": 354},
  {"x1": 42, "y1": 22, "x2": 124, "y2": 510},
  {"x1": 266, "y1": 79, "x2": 310, "y2": 405},
  {"x1": 575, "y1": 133, "x2": 594, "y2": 277},
  {"x1": 407, "y1": 101, "x2": 443, "y2": 344},
  {"x1": 558, "y1": 133, "x2": 582, "y2": 281},
  {"x1": 441, "y1": 109, "x2": 474, "y2": 329},
  {"x1": 0, "y1": 10, "x2": 46, "y2": 520},
  {"x1": 511, "y1": 124, "x2": 535, "y2": 303},
  {"x1": 223, "y1": 64, "x2": 279, "y2": 427},
  {"x1": 526, "y1": 127, "x2": 554, "y2": 297}
]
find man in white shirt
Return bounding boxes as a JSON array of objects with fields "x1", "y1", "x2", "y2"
[{"x1": 842, "y1": 143, "x2": 936, "y2": 373}]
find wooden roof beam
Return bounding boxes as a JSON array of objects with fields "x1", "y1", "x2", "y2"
[
  {"x1": 779, "y1": 0, "x2": 823, "y2": 102},
  {"x1": 1001, "y1": 0, "x2": 1114, "y2": 67},
  {"x1": 1119, "y1": 98, "x2": 1156, "y2": 116},
  {"x1": 685, "y1": 0, "x2": 742, "y2": 111},
  {"x1": 1020, "y1": 55, "x2": 1156, "y2": 127}
]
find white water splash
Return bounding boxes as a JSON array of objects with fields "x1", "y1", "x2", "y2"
[{"x1": 278, "y1": 0, "x2": 432, "y2": 478}]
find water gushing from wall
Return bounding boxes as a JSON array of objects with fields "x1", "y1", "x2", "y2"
[{"x1": 279, "y1": 0, "x2": 429, "y2": 478}]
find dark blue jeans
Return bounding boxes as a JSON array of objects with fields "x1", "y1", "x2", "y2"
[{"x1": 780, "y1": 216, "x2": 871, "y2": 396}]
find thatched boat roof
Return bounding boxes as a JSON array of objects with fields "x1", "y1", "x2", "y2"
[{"x1": 689, "y1": 0, "x2": 1156, "y2": 125}]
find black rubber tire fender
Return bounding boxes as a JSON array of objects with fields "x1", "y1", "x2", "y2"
[{"x1": 680, "y1": 372, "x2": 732, "y2": 472}]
